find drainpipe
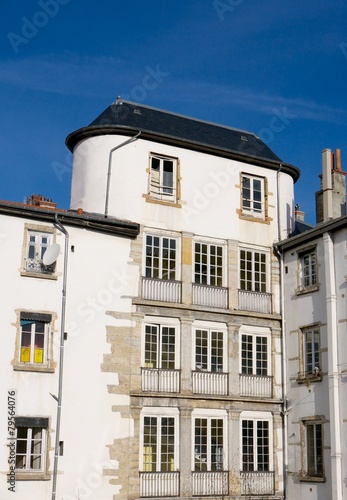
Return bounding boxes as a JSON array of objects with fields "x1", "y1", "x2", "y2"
[
  {"x1": 104, "y1": 131, "x2": 141, "y2": 217},
  {"x1": 51, "y1": 214, "x2": 69, "y2": 500},
  {"x1": 323, "y1": 231, "x2": 342, "y2": 500},
  {"x1": 275, "y1": 163, "x2": 288, "y2": 498}
]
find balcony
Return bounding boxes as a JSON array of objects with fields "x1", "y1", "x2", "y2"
[
  {"x1": 26, "y1": 258, "x2": 54, "y2": 275},
  {"x1": 192, "y1": 471, "x2": 229, "y2": 496},
  {"x1": 140, "y1": 471, "x2": 180, "y2": 497},
  {"x1": 239, "y1": 374, "x2": 272, "y2": 398},
  {"x1": 192, "y1": 371, "x2": 228, "y2": 396},
  {"x1": 240, "y1": 471, "x2": 274, "y2": 496},
  {"x1": 238, "y1": 289, "x2": 272, "y2": 314},
  {"x1": 192, "y1": 284, "x2": 228, "y2": 308},
  {"x1": 141, "y1": 368, "x2": 180, "y2": 393},
  {"x1": 142, "y1": 277, "x2": 181, "y2": 303}
]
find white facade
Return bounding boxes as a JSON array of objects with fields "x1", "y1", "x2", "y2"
[
  {"x1": 1, "y1": 100, "x2": 300, "y2": 499},
  {"x1": 280, "y1": 150, "x2": 347, "y2": 500}
]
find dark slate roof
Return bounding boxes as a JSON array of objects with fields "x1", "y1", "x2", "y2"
[
  {"x1": 66, "y1": 98, "x2": 300, "y2": 181},
  {"x1": 290, "y1": 219, "x2": 315, "y2": 236}
]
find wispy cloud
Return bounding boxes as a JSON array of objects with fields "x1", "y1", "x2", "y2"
[
  {"x1": 163, "y1": 80, "x2": 346, "y2": 124},
  {"x1": 0, "y1": 53, "x2": 344, "y2": 125}
]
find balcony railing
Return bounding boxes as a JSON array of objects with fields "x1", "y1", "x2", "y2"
[
  {"x1": 192, "y1": 284, "x2": 228, "y2": 308},
  {"x1": 192, "y1": 471, "x2": 229, "y2": 496},
  {"x1": 238, "y1": 289, "x2": 272, "y2": 313},
  {"x1": 140, "y1": 471, "x2": 180, "y2": 497},
  {"x1": 192, "y1": 371, "x2": 228, "y2": 395},
  {"x1": 142, "y1": 368, "x2": 180, "y2": 393},
  {"x1": 26, "y1": 258, "x2": 54, "y2": 275},
  {"x1": 142, "y1": 277, "x2": 181, "y2": 303},
  {"x1": 240, "y1": 471, "x2": 274, "y2": 496},
  {"x1": 239, "y1": 374, "x2": 273, "y2": 398}
]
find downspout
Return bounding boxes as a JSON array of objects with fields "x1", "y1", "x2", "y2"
[
  {"x1": 51, "y1": 214, "x2": 69, "y2": 500},
  {"x1": 104, "y1": 131, "x2": 141, "y2": 217},
  {"x1": 275, "y1": 163, "x2": 289, "y2": 498},
  {"x1": 323, "y1": 231, "x2": 342, "y2": 500}
]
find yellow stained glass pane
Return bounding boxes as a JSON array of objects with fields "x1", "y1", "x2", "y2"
[
  {"x1": 20, "y1": 347, "x2": 30, "y2": 362},
  {"x1": 34, "y1": 348, "x2": 44, "y2": 364}
]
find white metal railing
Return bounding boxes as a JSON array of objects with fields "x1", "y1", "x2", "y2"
[
  {"x1": 240, "y1": 471, "x2": 274, "y2": 495},
  {"x1": 142, "y1": 278, "x2": 181, "y2": 303},
  {"x1": 192, "y1": 284, "x2": 228, "y2": 308},
  {"x1": 192, "y1": 471, "x2": 229, "y2": 496},
  {"x1": 192, "y1": 371, "x2": 228, "y2": 395},
  {"x1": 239, "y1": 374, "x2": 272, "y2": 398},
  {"x1": 26, "y1": 258, "x2": 54, "y2": 274},
  {"x1": 238, "y1": 289, "x2": 272, "y2": 313},
  {"x1": 140, "y1": 471, "x2": 180, "y2": 497},
  {"x1": 142, "y1": 368, "x2": 180, "y2": 392}
]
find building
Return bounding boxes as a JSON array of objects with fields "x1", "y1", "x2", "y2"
[
  {"x1": 277, "y1": 149, "x2": 347, "y2": 500},
  {"x1": 1, "y1": 98, "x2": 300, "y2": 499}
]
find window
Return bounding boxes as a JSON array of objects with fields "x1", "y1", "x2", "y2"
[
  {"x1": 145, "y1": 234, "x2": 177, "y2": 281},
  {"x1": 240, "y1": 249, "x2": 266, "y2": 292},
  {"x1": 194, "y1": 417, "x2": 225, "y2": 471},
  {"x1": 300, "y1": 250, "x2": 317, "y2": 290},
  {"x1": 241, "y1": 333, "x2": 269, "y2": 376},
  {"x1": 19, "y1": 313, "x2": 51, "y2": 366},
  {"x1": 15, "y1": 417, "x2": 48, "y2": 475},
  {"x1": 195, "y1": 328, "x2": 224, "y2": 373},
  {"x1": 149, "y1": 154, "x2": 178, "y2": 203},
  {"x1": 194, "y1": 242, "x2": 223, "y2": 286},
  {"x1": 141, "y1": 413, "x2": 178, "y2": 472},
  {"x1": 302, "y1": 420, "x2": 324, "y2": 479},
  {"x1": 241, "y1": 174, "x2": 265, "y2": 218},
  {"x1": 25, "y1": 230, "x2": 54, "y2": 274},
  {"x1": 144, "y1": 323, "x2": 177, "y2": 369},
  {"x1": 242, "y1": 419, "x2": 270, "y2": 472},
  {"x1": 302, "y1": 327, "x2": 320, "y2": 378}
]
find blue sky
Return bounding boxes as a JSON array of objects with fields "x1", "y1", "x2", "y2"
[{"x1": 1, "y1": 0, "x2": 347, "y2": 225}]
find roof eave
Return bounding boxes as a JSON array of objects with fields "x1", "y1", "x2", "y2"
[{"x1": 66, "y1": 125, "x2": 300, "y2": 182}]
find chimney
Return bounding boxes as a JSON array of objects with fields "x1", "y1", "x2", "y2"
[
  {"x1": 315, "y1": 149, "x2": 346, "y2": 223},
  {"x1": 26, "y1": 194, "x2": 57, "y2": 210},
  {"x1": 295, "y1": 204, "x2": 305, "y2": 221}
]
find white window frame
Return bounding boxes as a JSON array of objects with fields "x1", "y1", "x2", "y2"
[
  {"x1": 192, "y1": 409, "x2": 227, "y2": 472},
  {"x1": 240, "y1": 411, "x2": 273, "y2": 472},
  {"x1": 302, "y1": 326, "x2": 320, "y2": 377},
  {"x1": 193, "y1": 239, "x2": 226, "y2": 287},
  {"x1": 239, "y1": 247, "x2": 268, "y2": 293},
  {"x1": 240, "y1": 327, "x2": 271, "y2": 377},
  {"x1": 142, "y1": 317, "x2": 180, "y2": 370},
  {"x1": 299, "y1": 249, "x2": 317, "y2": 290},
  {"x1": 19, "y1": 317, "x2": 50, "y2": 366},
  {"x1": 21, "y1": 224, "x2": 57, "y2": 278},
  {"x1": 144, "y1": 232, "x2": 180, "y2": 281},
  {"x1": 149, "y1": 153, "x2": 178, "y2": 203},
  {"x1": 304, "y1": 420, "x2": 324, "y2": 478},
  {"x1": 241, "y1": 173, "x2": 265, "y2": 218},
  {"x1": 15, "y1": 418, "x2": 48, "y2": 475},
  {"x1": 139, "y1": 407, "x2": 179, "y2": 472},
  {"x1": 192, "y1": 321, "x2": 227, "y2": 373}
]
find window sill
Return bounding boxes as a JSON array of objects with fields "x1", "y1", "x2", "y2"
[
  {"x1": 13, "y1": 364, "x2": 55, "y2": 374},
  {"x1": 237, "y1": 209, "x2": 271, "y2": 224},
  {"x1": 20, "y1": 270, "x2": 58, "y2": 281},
  {"x1": 297, "y1": 375, "x2": 322, "y2": 384},
  {"x1": 143, "y1": 193, "x2": 182, "y2": 208},
  {"x1": 295, "y1": 285, "x2": 319, "y2": 295},
  {"x1": 299, "y1": 474, "x2": 326, "y2": 483},
  {"x1": 15, "y1": 472, "x2": 51, "y2": 481}
]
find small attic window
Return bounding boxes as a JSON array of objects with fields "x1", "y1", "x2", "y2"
[
  {"x1": 134, "y1": 109, "x2": 142, "y2": 115},
  {"x1": 241, "y1": 135, "x2": 248, "y2": 141}
]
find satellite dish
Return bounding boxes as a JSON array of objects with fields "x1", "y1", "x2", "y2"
[{"x1": 42, "y1": 243, "x2": 61, "y2": 265}]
